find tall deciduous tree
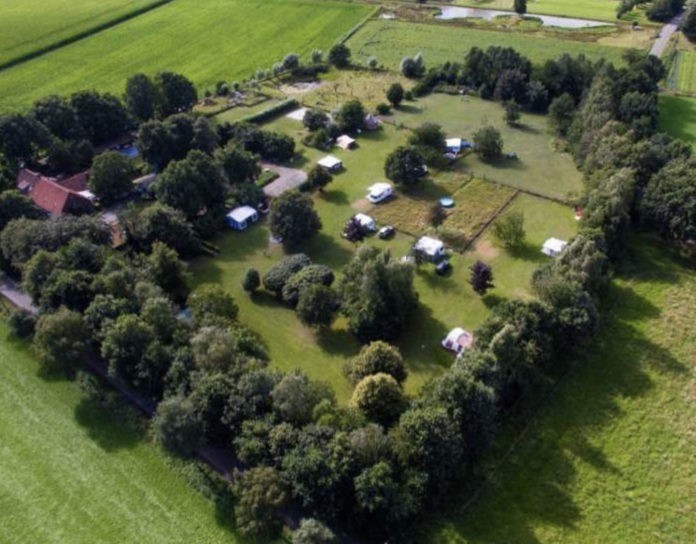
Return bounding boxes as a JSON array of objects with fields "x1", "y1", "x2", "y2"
[
  {"x1": 34, "y1": 308, "x2": 88, "y2": 374},
  {"x1": 89, "y1": 151, "x2": 136, "y2": 203},
  {"x1": 473, "y1": 125, "x2": 503, "y2": 161},
  {"x1": 125, "y1": 73, "x2": 156, "y2": 122},
  {"x1": 269, "y1": 190, "x2": 322, "y2": 247},
  {"x1": 232, "y1": 467, "x2": 287, "y2": 539},
  {"x1": 469, "y1": 260, "x2": 494, "y2": 295},
  {"x1": 384, "y1": 146, "x2": 426, "y2": 186}
]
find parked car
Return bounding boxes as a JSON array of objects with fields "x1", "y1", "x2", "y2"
[
  {"x1": 378, "y1": 225, "x2": 395, "y2": 239},
  {"x1": 435, "y1": 259, "x2": 451, "y2": 276}
]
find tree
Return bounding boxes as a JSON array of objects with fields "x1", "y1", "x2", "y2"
[
  {"x1": 682, "y1": 1, "x2": 696, "y2": 40},
  {"x1": 307, "y1": 165, "x2": 333, "y2": 191},
  {"x1": 40, "y1": 269, "x2": 95, "y2": 312},
  {"x1": 0, "y1": 190, "x2": 41, "y2": 231},
  {"x1": 147, "y1": 241, "x2": 190, "y2": 302},
  {"x1": 281, "y1": 264, "x2": 335, "y2": 307},
  {"x1": 125, "y1": 73, "x2": 156, "y2": 122},
  {"x1": 400, "y1": 54, "x2": 425, "y2": 78},
  {"x1": 214, "y1": 142, "x2": 259, "y2": 184},
  {"x1": 128, "y1": 203, "x2": 202, "y2": 258},
  {"x1": 136, "y1": 119, "x2": 173, "y2": 169},
  {"x1": 351, "y1": 373, "x2": 407, "y2": 426},
  {"x1": 88, "y1": 151, "x2": 135, "y2": 203},
  {"x1": 328, "y1": 44, "x2": 351, "y2": 68},
  {"x1": 514, "y1": 0, "x2": 527, "y2": 15},
  {"x1": 503, "y1": 100, "x2": 521, "y2": 126},
  {"x1": 8, "y1": 308, "x2": 37, "y2": 339},
  {"x1": 384, "y1": 146, "x2": 427, "y2": 186},
  {"x1": 292, "y1": 518, "x2": 337, "y2": 544},
  {"x1": 269, "y1": 190, "x2": 322, "y2": 247},
  {"x1": 342, "y1": 216, "x2": 366, "y2": 244},
  {"x1": 472, "y1": 125, "x2": 503, "y2": 161},
  {"x1": 491, "y1": 210, "x2": 525, "y2": 249},
  {"x1": 494, "y1": 69, "x2": 528, "y2": 103},
  {"x1": 243, "y1": 268, "x2": 261, "y2": 294},
  {"x1": 386, "y1": 83, "x2": 405, "y2": 107},
  {"x1": 283, "y1": 53, "x2": 301, "y2": 72},
  {"x1": 296, "y1": 284, "x2": 337, "y2": 327},
  {"x1": 469, "y1": 260, "x2": 494, "y2": 295},
  {"x1": 0, "y1": 114, "x2": 50, "y2": 163},
  {"x1": 31, "y1": 95, "x2": 83, "y2": 141},
  {"x1": 154, "y1": 71, "x2": 197, "y2": 117},
  {"x1": 188, "y1": 283, "x2": 238, "y2": 326},
  {"x1": 69, "y1": 91, "x2": 130, "y2": 146},
  {"x1": 303, "y1": 109, "x2": 329, "y2": 132},
  {"x1": 153, "y1": 395, "x2": 203, "y2": 457},
  {"x1": 336, "y1": 99, "x2": 366, "y2": 133},
  {"x1": 101, "y1": 313, "x2": 156, "y2": 384},
  {"x1": 191, "y1": 116, "x2": 219, "y2": 153},
  {"x1": 548, "y1": 93, "x2": 576, "y2": 136},
  {"x1": 232, "y1": 467, "x2": 287, "y2": 539},
  {"x1": 409, "y1": 122, "x2": 445, "y2": 150},
  {"x1": 339, "y1": 246, "x2": 418, "y2": 342},
  {"x1": 344, "y1": 341, "x2": 407, "y2": 384},
  {"x1": 263, "y1": 253, "x2": 312, "y2": 294},
  {"x1": 34, "y1": 308, "x2": 88, "y2": 374},
  {"x1": 272, "y1": 371, "x2": 332, "y2": 425}
]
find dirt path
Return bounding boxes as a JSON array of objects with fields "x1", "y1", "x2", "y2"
[
  {"x1": 0, "y1": 276, "x2": 38, "y2": 314},
  {"x1": 650, "y1": 13, "x2": 683, "y2": 57}
]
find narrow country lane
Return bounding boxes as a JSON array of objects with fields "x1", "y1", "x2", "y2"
[{"x1": 650, "y1": 13, "x2": 683, "y2": 57}]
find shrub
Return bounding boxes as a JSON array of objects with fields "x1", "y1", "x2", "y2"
[
  {"x1": 351, "y1": 373, "x2": 407, "y2": 426},
  {"x1": 263, "y1": 254, "x2": 312, "y2": 294},
  {"x1": 153, "y1": 395, "x2": 203, "y2": 457},
  {"x1": 473, "y1": 125, "x2": 503, "y2": 161},
  {"x1": 491, "y1": 211, "x2": 525, "y2": 249},
  {"x1": 8, "y1": 308, "x2": 37, "y2": 338},
  {"x1": 243, "y1": 268, "x2": 260, "y2": 294},
  {"x1": 343, "y1": 341, "x2": 407, "y2": 384}
]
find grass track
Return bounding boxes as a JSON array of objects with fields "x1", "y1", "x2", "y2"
[
  {"x1": 0, "y1": 323, "x2": 235, "y2": 544},
  {"x1": 0, "y1": 0, "x2": 372, "y2": 112},
  {"x1": 659, "y1": 94, "x2": 696, "y2": 148},
  {"x1": 347, "y1": 20, "x2": 628, "y2": 70},
  {"x1": 422, "y1": 235, "x2": 696, "y2": 542},
  {"x1": 0, "y1": 0, "x2": 163, "y2": 67}
]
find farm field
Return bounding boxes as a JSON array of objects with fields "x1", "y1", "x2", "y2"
[
  {"x1": 0, "y1": 322, "x2": 236, "y2": 544},
  {"x1": 659, "y1": 94, "x2": 696, "y2": 148},
  {"x1": 193, "y1": 100, "x2": 578, "y2": 402},
  {"x1": 421, "y1": 236, "x2": 696, "y2": 543},
  {"x1": 0, "y1": 0, "x2": 372, "y2": 112},
  {"x1": 675, "y1": 50, "x2": 696, "y2": 94},
  {"x1": 390, "y1": 93, "x2": 584, "y2": 200},
  {"x1": 347, "y1": 20, "x2": 629, "y2": 70},
  {"x1": 0, "y1": 0, "x2": 163, "y2": 67},
  {"x1": 452, "y1": 0, "x2": 621, "y2": 22}
]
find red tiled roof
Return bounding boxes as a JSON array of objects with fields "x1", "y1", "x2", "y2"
[
  {"x1": 17, "y1": 168, "x2": 93, "y2": 216},
  {"x1": 58, "y1": 171, "x2": 89, "y2": 192}
]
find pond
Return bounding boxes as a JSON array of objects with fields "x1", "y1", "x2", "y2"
[{"x1": 435, "y1": 6, "x2": 612, "y2": 29}]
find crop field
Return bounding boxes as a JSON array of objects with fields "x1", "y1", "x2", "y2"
[
  {"x1": 390, "y1": 93, "x2": 584, "y2": 200},
  {"x1": 659, "y1": 94, "x2": 696, "y2": 148},
  {"x1": 0, "y1": 0, "x2": 372, "y2": 112},
  {"x1": 452, "y1": 0, "x2": 622, "y2": 22},
  {"x1": 675, "y1": 51, "x2": 696, "y2": 94},
  {"x1": 0, "y1": 0, "x2": 163, "y2": 67},
  {"x1": 0, "y1": 323, "x2": 236, "y2": 544},
  {"x1": 347, "y1": 20, "x2": 629, "y2": 71},
  {"x1": 422, "y1": 236, "x2": 696, "y2": 543},
  {"x1": 192, "y1": 103, "x2": 577, "y2": 401}
]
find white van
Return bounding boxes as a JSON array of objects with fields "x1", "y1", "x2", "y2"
[{"x1": 366, "y1": 182, "x2": 393, "y2": 204}]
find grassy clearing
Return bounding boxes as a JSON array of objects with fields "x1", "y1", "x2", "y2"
[
  {"x1": 675, "y1": 51, "x2": 696, "y2": 94},
  {"x1": 0, "y1": 322, "x2": 236, "y2": 544},
  {"x1": 0, "y1": 0, "x2": 372, "y2": 112},
  {"x1": 422, "y1": 235, "x2": 696, "y2": 543},
  {"x1": 452, "y1": 0, "x2": 621, "y2": 22},
  {"x1": 347, "y1": 20, "x2": 629, "y2": 71},
  {"x1": 0, "y1": 0, "x2": 163, "y2": 67},
  {"x1": 390, "y1": 93, "x2": 584, "y2": 200},
  {"x1": 192, "y1": 105, "x2": 577, "y2": 402},
  {"x1": 659, "y1": 94, "x2": 696, "y2": 148}
]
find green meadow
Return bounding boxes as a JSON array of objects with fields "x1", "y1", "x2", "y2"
[
  {"x1": 453, "y1": 0, "x2": 622, "y2": 22},
  {"x1": 0, "y1": 0, "x2": 372, "y2": 112},
  {"x1": 659, "y1": 94, "x2": 696, "y2": 148}
]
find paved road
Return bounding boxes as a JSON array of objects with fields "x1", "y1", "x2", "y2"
[
  {"x1": 0, "y1": 276, "x2": 38, "y2": 314},
  {"x1": 650, "y1": 14, "x2": 683, "y2": 57},
  {"x1": 261, "y1": 162, "x2": 308, "y2": 198}
]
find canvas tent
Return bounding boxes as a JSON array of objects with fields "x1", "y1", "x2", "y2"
[
  {"x1": 541, "y1": 237, "x2": 568, "y2": 257},
  {"x1": 336, "y1": 135, "x2": 356, "y2": 150},
  {"x1": 226, "y1": 206, "x2": 259, "y2": 230},
  {"x1": 318, "y1": 155, "x2": 343, "y2": 172},
  {"x1": 353, "y1": 213, "x2": 377, "y2": 232},
  {"x1": 441, "y1": 327, "x2": 474, "y2": 354}
]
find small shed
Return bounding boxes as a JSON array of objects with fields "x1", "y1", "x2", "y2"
[
  {"x1": 445, "y1": 138, "x2": 462, "y2": 154},
  {"x1": 318, "y1": 155, "x2": 343, "y2": 173},
  {"x1": 336, "y1": 135, "x2": 356, "y2": 150},
  {"x1": 364, "y1": 114, "x2": 381, "y2": 131},
  {"x1": 541, "y1": 237, "x2": 568, "y2": 257},
  {"x1": 414, "y1": 236, "x2": 446, "y2": 261},
  {"x1": 441, "y1": 327, "x2": 474, "y2": 354},
  {"x1": 354, "y1": 213, "x2": 377, "y2": 232},
  {"x1": 226, "y1": 206, "x2": 259, "y2": 231}
]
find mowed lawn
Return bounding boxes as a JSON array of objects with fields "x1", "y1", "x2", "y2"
[
  {"x1": 0, "y1": 0, "x2": 162, "y2": 67},
  {"x1": 675, "y1": 50, "x2": 696, "y2": 94},
  {"x1": 347, "y1": 20, "x2": 628, "y2": 70},
  {"x1": 453, "y1": 0, "x2": 621, "y2": 22},
  {"x1": 0, "y1": 323, "x2": 236, "y2": 544},
  {"x1": 391, "y1": 93, "x2": 584, "y2": 200},
  {"x1": 0, "y1": 0, "x2": 372, "y2": 112},
  {"x1": 192, "y1": 109, "x2": 577, "y2": 402},
  {"x1": 659, "y1": 94, "x2": 696, "y2": 149},
  {"x1": 422, "y1": 236, "x2": 696, "y2": 543}
]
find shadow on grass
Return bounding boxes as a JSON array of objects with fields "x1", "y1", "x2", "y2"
[
  {"x1": 73, "y1": 396, "x2": 142, "y2": 452},
  {"x1": 482, "y1": 292, "x2": 505, "y2": 308},
  {"x1": 320, "y1": 188, "x2": 349, "y2": 205},
  {"x1": 396, "y1": 104, "x2": 423, "y2": 115},
  {"x1": 315, "y1": 326, "x2": 360, "y2": 358},
  {"x1": 420, "y1": 240, "x2": 689, "y2": 542},
  {"x1": 508, "y1": 241, "x2": 547, "y2": 264}
]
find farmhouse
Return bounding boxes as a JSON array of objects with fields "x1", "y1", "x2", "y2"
[
  {"x1": 336, "y1": 134, "x2": 356, "y2": 150},
  {"x1": 226, "y1": 206, "x2": 259, "y2": 231},
  {"x1": 541, "y1": 237, "x2": 568, "y2": 257},
  {"x1": 441, "y1": 327, "x2": 474, "y2": 354},
  {"x1": 366, "y1": 182, "x2": 393, "y2": 203},
  {"x1": 17, "y1": 168, "x2": 95, "y2": 216},
  {"x1": 318, "y1": 155, "x2": 343, "y2": 172},
  {"x1": 414, "y1": 236, "x2": 446, "y2": 261}
]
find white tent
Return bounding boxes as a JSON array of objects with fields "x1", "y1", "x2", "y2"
[
  {"x1": 441, "y1": 327, "x2": 474, "y2": 354},
  {"x1": 318, "y1": 155, "x2": 343, "y2": 172},
  {"x1": 445, "y1": 138, "x2": 462, "y2": 153},
  {"x1": 541, "y1": 237, "x2": 568, "y2": 257},
  {"x1": 354, "y1": 213, "x2": 377, "y2": 231},
  {"x1": 414, "y1": 236, "x2": 445, "y2": 260},
  {"x1": 226, "y1": 206, "x2": 259, "y2": 230},
  {"x1": 336, "y1": 135, "x2": 356, "y2": 150}
]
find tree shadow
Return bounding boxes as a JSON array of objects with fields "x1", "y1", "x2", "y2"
[
  {"x1": 315, "y1": 326, "x2": 361, "y2": 357},
  {"x1": 482, "y1": 292, "x2": 505, "y2": 308},
  {"x1": 73, "y1": 396, "x2": 142, "y2": 452},
  {"x1": 396, "y1": 104, "x2": 423, "y2": 115},
  {"x1": 320, "y1": 188, "x2": 349, "y2": 205},
  {"x1": 508, "y1": 241, "x2": 547, "y2": 264},
  {"x1": 514, "y1": 123, "x2": 541, "y2": 135}
]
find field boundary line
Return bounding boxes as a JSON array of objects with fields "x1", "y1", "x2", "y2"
[
  {"x1": 336, "y1": 5, "x2": 380, "y2": 45},
  {"x1": 0, "y1": 0, "x2": 175, "y2": 74},
  {"x1": 458, "y1": 189, "x2": 521, "y2": 253}
]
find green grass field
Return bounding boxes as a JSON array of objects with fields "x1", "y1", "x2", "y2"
[
  {"x1": 0, "y1": 0, "x2": 162, "y2": 67},
  {"x1": 675, "y1": 51, "x2": 696, "y2": 94},
  {"x1": 0, "y1": 322, "x2": 236, "y2": 544},
  {"x1": 347, "y1": 20, "x2": 628, "y2": 71},
  {"x1": 659, "y1": 94, "x2": 696, "y2": 148},
  {"x1": 452, "y1": 0, "x2": 621, "y2": 22},
  {"x1": 192, "y1": 101, "x2": 577, "y2": 402},
  {"x1": 0, "y1": 0, "x2": 372, "y2": 112},
  {"x1": 422, "y1": 235, "x2": 696, "y2": 542},
  {"x1": 390, "y1": 93, "x2": 584, "y2": 200}
]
